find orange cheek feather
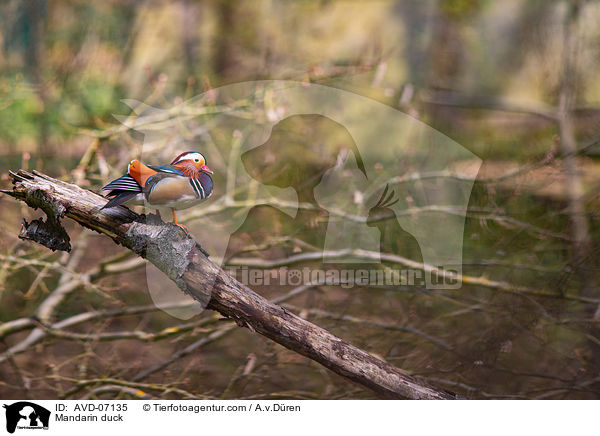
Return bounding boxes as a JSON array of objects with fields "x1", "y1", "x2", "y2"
[{"x1": 173, "y1": 161, "x2": 197, "y2": 177}]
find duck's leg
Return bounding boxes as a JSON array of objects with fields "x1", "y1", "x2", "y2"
[
  {"x1": 155, "y1": 209, "x2": 162, "y2": 218},
  {"x1": 172, "y1": 208, "x2": 190, "y2": 233}
]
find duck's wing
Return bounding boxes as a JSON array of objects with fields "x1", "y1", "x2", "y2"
[
  {"x1": 101, "y1": 173, "x2": 143, "y2": 209},
  {"x1": 102, "y1": 159, "x2": 159, "y2": 209},
  {"x1": 147, "y1": 164, "x2": 186, "y2": 176},
  {"x1": 102, "y1": 173, "x2": 141, "y2": 192}
]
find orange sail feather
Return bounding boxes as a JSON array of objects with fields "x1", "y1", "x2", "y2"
[{"x1": 127, "y1": 160, "x2": 157, "y2": 188}]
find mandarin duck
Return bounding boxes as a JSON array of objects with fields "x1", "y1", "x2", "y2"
[{"x1": 101, "y1": 151, "x2": 213, "y2": 224}]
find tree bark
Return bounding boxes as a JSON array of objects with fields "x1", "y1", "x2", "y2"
[{"x1": 1, "y1": 170, "x2": 458, "y2": 400}]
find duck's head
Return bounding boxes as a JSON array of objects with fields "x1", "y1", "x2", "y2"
[{"x1": 171, "y1": 151, "x2": 213, "y2": 175}]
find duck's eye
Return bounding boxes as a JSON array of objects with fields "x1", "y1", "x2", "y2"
[{"x1": 194, "y1": 158, "x2": 200, "y2": 162}]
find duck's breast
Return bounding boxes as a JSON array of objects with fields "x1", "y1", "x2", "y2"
[{"x1": 145, "y1": 175, "x2": 198, "y2": 208}]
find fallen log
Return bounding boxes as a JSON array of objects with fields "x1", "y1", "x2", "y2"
[{"x1": 1, "y1": 169, "x2": 458, "y2": 399}]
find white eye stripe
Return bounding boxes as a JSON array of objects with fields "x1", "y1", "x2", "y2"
[{"x1": 175, "y1": 152, "x2": 206, "y2": 164}]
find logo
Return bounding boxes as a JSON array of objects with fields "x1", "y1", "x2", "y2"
[
  {"x1": 3, "y1": 402, "x2": 50, "y2": 434},
  {"x1": 116, "y1": 81, "x2": 480, "y2": 319}
]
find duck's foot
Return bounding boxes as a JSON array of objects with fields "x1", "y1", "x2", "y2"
[
  {"x1": 175, "y1": 222, "x2": 191, "y2": 235},
  {"x1": 171, "y1": 209, "x2": 189, "y2": 234}
]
